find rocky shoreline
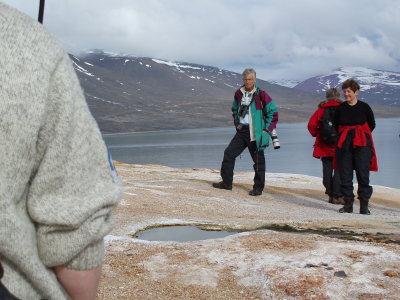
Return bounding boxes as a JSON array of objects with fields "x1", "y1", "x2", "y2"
[{"x1": 97, "y1": 162, "x2": 400, "y2": 299}]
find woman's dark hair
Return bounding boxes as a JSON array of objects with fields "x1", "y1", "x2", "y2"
[{"x1": 341, "y1": 79, "x2": 360, "y2": 92}]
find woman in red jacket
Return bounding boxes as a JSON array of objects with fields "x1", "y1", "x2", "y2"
[{"x1": 308, "y1": 88, "x2": 343, "y2": 204}]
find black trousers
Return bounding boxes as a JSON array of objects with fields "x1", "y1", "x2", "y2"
[
  {"x1": 321, "y1": 157, "x2": 341, "y2": 198},
  {"x1": 220, "y1": 127, "x2": 265, "y2": 191},
  {"x1": 336, "y1": 130, "x2": 373, "y2": 200}
]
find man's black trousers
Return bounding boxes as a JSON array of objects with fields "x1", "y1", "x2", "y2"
[
  {"x1": 336, "y1": 130, "x2": 373, "y2": 200},
  {"x1": 220, "y1": 127, "x2": 265, "y2": 191}
]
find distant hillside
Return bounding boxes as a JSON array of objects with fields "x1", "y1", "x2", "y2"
[
  {"x1": 71, "y1": 51, "x2": 320, "y2": 133},
  {"x1": 71, "y1": 52, "x2": 400, "y2": 133},
  {"x1": 269, "y1": 79, "x2": 301, "y2": 88},
  {"x1": 294, "y1": 67, "x2": 400, "y2": 107}
]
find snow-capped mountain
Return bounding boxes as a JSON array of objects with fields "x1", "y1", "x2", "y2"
[
  {"x1": 294, "y1": 67, "x2": 400, "y2": 106},
  {"x1": 70, "y1": 51, "x2": 321, "y2": 133},
  {"x1": 269, "y1": 79, "x2": 301, "y2": 88},
  {"x1": 70, "y1": 52, "x2": 400, "y2": 133}
]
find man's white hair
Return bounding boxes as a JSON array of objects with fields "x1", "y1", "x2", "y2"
[{"x1": 242, "y1": 68, "x2": 256, "y2": 78}]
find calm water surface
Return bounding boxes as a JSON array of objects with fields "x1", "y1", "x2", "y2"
[
  {"x1": 104, "y1": 118, "x2": 400, "y2": 189},
  {"x1": 135, "y1": 226, "x2": 237, "y2": 242}
]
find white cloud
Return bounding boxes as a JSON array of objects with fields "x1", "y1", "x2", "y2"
[{"x1": 2, "y1": 0, "x2": 400, "y2": 81}]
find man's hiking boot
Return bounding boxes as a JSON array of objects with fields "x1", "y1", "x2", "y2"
[
  {"x1": 249, "y1": 189, "x2": 262, "y2": 196},
  {"x1": 328, "y1": 195, "x2": 334, "y2": 203},
  {"x1": 212, "y1": 181, "x2": 232, "y2": 190},
  {"x1": 339, "y1": 198, "x2": 354, "y2": 213},
  {"x1": 339, "y1": 206, "x2": 353, "y2": 213}
]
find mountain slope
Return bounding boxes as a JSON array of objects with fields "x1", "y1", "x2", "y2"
[
  {"x1": 294, "y1": 67, "x2": 400, "y2": 106},
  {"x1": 71, "y1": 53, "x2": 400, "y2": 133},
  {"x1": 71, "y1": 51, "x2": 322, "y2": 133}
]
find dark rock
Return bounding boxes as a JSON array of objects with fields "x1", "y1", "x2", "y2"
[{"x1": 334, "y1": 271, "x2": 347, "y2": 278}]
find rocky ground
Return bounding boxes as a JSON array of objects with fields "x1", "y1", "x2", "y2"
[{"x1": 97, "y1": 162, "x2": 400, "y2": 300}]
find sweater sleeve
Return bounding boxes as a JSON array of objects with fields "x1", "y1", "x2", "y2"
[
  {"x1": 261, "y1": 91, "x2": 278, "y2": 132},
  {"x1": 365, "y1": 103, "x2": 376, "y2": 131},
  {"x1": 27, "y1": 53, "x2": 121, "y2": 270}
]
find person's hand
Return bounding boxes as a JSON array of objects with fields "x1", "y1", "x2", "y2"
[
  {"x1": 54, "y1": 265, "x2": 102, "y2": 300},
  {"x1": 236, "y1": 124, "x2": 243, "y2": 130}
]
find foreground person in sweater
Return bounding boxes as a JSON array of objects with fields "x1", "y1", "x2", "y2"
[
  {"x1": 308, "y1": 88, "x2": 343, "y2": 204},
  {"x1": 334, "y1": 79, "x2": 377, "y2": 215},
  {"x1": 0, "y1": 3, "x2": 121, "y2": 300}
]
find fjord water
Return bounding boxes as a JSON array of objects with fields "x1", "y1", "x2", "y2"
[{"x1": 104, "y1": 118, "x2": 400, "y2": 189}]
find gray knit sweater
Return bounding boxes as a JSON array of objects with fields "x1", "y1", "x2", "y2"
[{"x1": 0, "y1": 4, "x2": 121, "y2": 299}]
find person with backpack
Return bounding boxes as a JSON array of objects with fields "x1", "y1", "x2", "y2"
[
  {"x1": 212, "y1": 68, "x2": 278, "y2": 196},
  {"x1": 308, "y1": 88, "x2": 344, "y2": 204},
  {"x1": 334, "y1": 79, "x2": 377, "y2": 215}
]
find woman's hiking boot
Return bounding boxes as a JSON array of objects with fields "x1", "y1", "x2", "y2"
[
  {"x1": 249, "y1": 189, "x2": 262, "y2": 196},
  {"x1": 339, "y1": 198, "x2": 354, "y2": 213},
  {"x1": 359, "y1": 198, "x2": 371, "y2": 215},
  {"x1": 333, "y1": 196, "x2": 345, "y2": 205},
  {"x1": 212, "y1": 181, "x2": 232, "y2": 190}
]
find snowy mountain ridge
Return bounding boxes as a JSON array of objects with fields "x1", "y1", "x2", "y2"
[
  {"x1": 69, "y1": 51, "x2": 400, "y2": 132},
  {"x1": 294, "y1": 67, "x2": 400, "y2": 106},
  {"x1": 269, "y1": 79, "x2": 301, "y2": 88},
  {"x1": 70, "y1": 51, "x2": 323, "y2": 132}
]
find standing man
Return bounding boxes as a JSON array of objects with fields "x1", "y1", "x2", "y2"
[{"x1": 213, "y1": 68, "x2": 278, "y2": 196}]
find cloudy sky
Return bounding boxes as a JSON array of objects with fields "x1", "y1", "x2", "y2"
[{"x1": 3, "y1": 0, "x2": 400, "y2": 81}]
